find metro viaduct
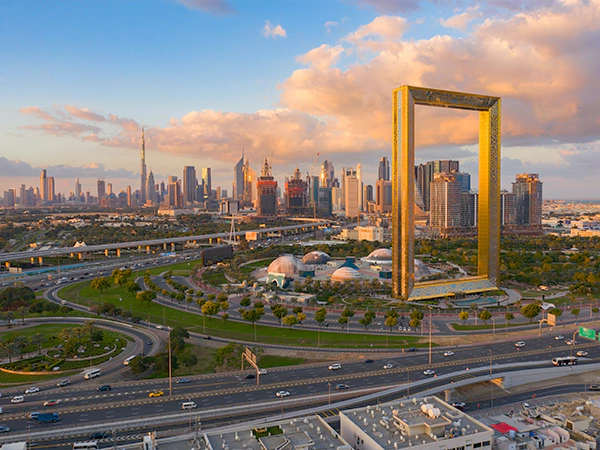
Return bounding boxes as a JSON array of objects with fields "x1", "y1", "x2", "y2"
[{"x1": 0, "y1": 221, "x2": 327, "y2": 266}]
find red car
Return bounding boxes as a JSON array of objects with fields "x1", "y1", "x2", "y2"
[{"x1": 43, "y1": 400, "x2": 61, "y2": 407}]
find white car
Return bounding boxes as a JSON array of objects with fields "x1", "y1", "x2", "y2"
[
  {"x1": 328, "y1": 364, "x2": 342, "y2": 371},
  {"x1": 555, "y1": 335, "x2": 564, "y2": 340},
  {"x1": 423, "y1": 369, "x2": 436, "y2": 376},
  {"x1": 276, "y1": 390, "x2": 290, "y2": 397},
  {"x1": 258, "y1": 369, "x2": 267, "y2": 375},
  {"x1": 514, "y1": 341, "x2": 526, "y2": 348},
  {"x1": 566, "y1": 340, "x2": 578, "y2": 345},
  {"x1": 25, "y1": 387, "x2": 40, "y2": 394},
  {"x1": 11, "y1": 396, "x2": 24, "y2": 404},
  {"x1": 444, "y1": 351, "x2": 454, "y2": 357},
  {"x1": 383, "y1": 363, "x2": 394, "y2": 369},
  {"x1": 576, "y1": 351, "x2": 589, "y2": 357},
  {"x1": 156, "y1": 325, "x2": 164, "y2": 330}
]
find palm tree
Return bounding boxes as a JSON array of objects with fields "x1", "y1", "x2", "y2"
[
  {"x1": 18, "y1": 306, "x2": 27, "y2": 325},
  {"x1": 31, "y1": 333, "x2": 45, "y2": 355},
  {"x1": 14, "y1": 336, "x2": 28, "y2": 359},
  {"x1": 83, "y1": 320, "x2": 95, "y2": 342},
  {"x1": 73, "y1": 327, "x2": 84, "y2": 345},
  {"x1": 0, "y1": 340, "x2": 18, "y2": 363},
  {"x1": 58, "y1": 328, "x2": 73, "y2": 343},
  {"x1": 5, "y1": 311, "x2": 14, "y2": 328}
]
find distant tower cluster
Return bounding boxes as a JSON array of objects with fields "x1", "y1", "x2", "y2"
[{"x1": 140, "y1": 128, "x2": 147, "y2": 205}]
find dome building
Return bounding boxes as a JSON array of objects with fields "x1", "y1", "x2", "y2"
[
  {"x1": 267, "y1": 255, "x2": 314, "y2": 288},
  {"x1": 302, "y1": 251, "x2": 331, "y2": 265},
  {"x1": 331, "y1": 267, "x2": 363, "y2": 282},
  {"x1": 361, "y1": 248, "x2": 431, "y2": 279}
]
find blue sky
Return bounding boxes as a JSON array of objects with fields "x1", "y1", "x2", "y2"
[{"x1": 1, "y1": 0, "x2": 600, "y2": 198}]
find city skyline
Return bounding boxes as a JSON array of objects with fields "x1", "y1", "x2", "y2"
[{"x1": 2, "y1": 0, "x2": 600, "y2": 198}]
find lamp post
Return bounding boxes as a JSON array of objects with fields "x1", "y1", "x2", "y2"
[
  {"x1": 328, "y1": 382, "x2": 331, "y2": 405},
  {"x1": 491, "y1": 317, "x2": 495, "y2": 335},
  {"x1": 428, "y1": 306, "x2": 433, "y2": 366},
  {"x1": 489, "y1": 349, "x2": 494, "y2": 408},
  {"x1": 570, "y1": 329, "x2": 578, "y2": 370}
]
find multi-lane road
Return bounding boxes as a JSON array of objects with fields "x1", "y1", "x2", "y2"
[{"x1": 1, "y1": 333, "x2": 598, "y2": 442}]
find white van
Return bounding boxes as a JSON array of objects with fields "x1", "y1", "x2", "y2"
[
  {"x1": 181, "y1": 401, "x2": 197, "y2": 410},
  {"x1": 11, "y1": 396, "x2": 24, "y2": 404}
]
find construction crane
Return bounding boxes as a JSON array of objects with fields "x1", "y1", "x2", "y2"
[{"x1": 306, "y1": 152, "x2": 320, "y2": 218}]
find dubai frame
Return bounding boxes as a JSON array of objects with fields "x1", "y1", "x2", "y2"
[{"x1": 392, "y1": 86, "x2": 501, "y2": 300}]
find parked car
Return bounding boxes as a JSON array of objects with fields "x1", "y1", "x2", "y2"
[{"x1": 275, "y1": 391, "x2": 290, "y2": 397}]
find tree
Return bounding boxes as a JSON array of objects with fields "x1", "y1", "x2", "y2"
[
  {"x1": 240, "y1": 296, "x2": 252, "y2": 308},
  {"x1": 13, "y1": 336, "x2": 28, "y2": 359},
  {"x1": 385, "y1": 315, "x2": 398, "y2": 331},
  {"x1": 292, "y1": 306, "x2": 303, "y2": 315},
  {"x1": 478, "y1": 310, "x2": 492, "y2": 325},
  {"x1": 283, "y1": 315, "x2": 298, "y2": 329},
  {"x1": 202, "y1": 301, "x2": 220, "y2": 321},
  {"x1": 5, "y1": 311, "x2": 14, "y2": 328},
  {"x1": 126, "y1": 281, "x2": 142, "y2": 296},
  {"x1": 83, "y1": 320, "x2": 95, "y2": 343},
  {"x1": 90, "y1": 277, "x2": 111, "y2": 294},
  {"x1": 58, "y1": 328, "x2": 73, "y2": 343},
  {"x1": 222, "y1": 313, "x2": 230, "y2": 322},
  {"x1": 217, "y1": 292, "x2": 229, "y2": 303},
  {"x1": 220, "y1": 301, "x2": 230, "y2": 314},
  {"x1": 592, "y1": 307, "x2": 599, "y2": 316},
  {"x1": 136, "y1": 290, "x2": 157, "y2": 306},
  {"x1": 73, "y1": 326, "x2": 84, "y2": 345},
  {"x1": 31, "y1": 333, "x2": 45, "y2": 355},
  {"x1": 359, "y1": 311, "x2": 375, "y2": 330},
  {"x1": 91, "y1": 329, "x2": 104, "y2": 342},
  {"x1": 297, "y1": 312, "x2": 306, "y2": 324},
  {"x1": 314, "y1": 307, "x2": 327, "y2": 327},
  {"x1": 129, "y1": 356, "x2": 148, "y2": 377},
  {"x1": 18, "y1": 306, "x2": 27, "y2": 325},
  {"x1": 521, "y1": 303, "x2": 542, "y2": 323},
  {"x1": 0, "y1": 340, "x2": 18, "y2": 363},
  {"x1": 242, "y1": 308, "x2": 264, "y2": 326},
  {"x1": 170, "y1": 327, "x2": 190, "y2": 340},
  {"x1": 338, "y1": 316, "x2": 349, "y2": 330},
  {"x1": 548, "y1": 307, "x2": 563, "y2": 318},
  {"x1": 505, "y1": 312, "x2": 515, "y2": 323},
  {"x1": 459, "y1": 311, "x2": 469, "y2": 325},
  {"x1": 410, "y1": 310, "x2": 424, "y2": 321},
  {"x1": 180, "y1": 352, "x2": 198, "y2": 368},
  {"x1": 342, "y1": 307, "x2": 355, "y2": 319},
  {"x1": 271, "y1": 305, "x2": 288, "y2": 324},
  {"x1": 409, "y1": 317, "x2": 421, "y2": 329},
  {"x1": 571, "y1": 308, "x2": 581, "y2": 319}
]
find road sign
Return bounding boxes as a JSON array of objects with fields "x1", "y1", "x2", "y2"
[{"x1": 579, "y1": 326, "x2": 596, "y2": 340}]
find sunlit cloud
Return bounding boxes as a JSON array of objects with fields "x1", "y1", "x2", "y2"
[{"x1": 263, "y1": 21, "x2": 287, "y2": 39}]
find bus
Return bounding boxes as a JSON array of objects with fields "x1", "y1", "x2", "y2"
[
  {"x1": 124, "y1": 355, "x2": 137, "y2": 366},
  {"x1": 73, "y1": 442, "x2": 98, "y2": 450},
  {"x1": 83, "y1": 368, "x2": 101, "y2": 380},
  {"x1": 552, "y1": 356, "x2": 578, "y2": 366}
]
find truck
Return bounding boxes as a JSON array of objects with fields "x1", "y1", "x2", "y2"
[{"x1": 37, "y1": 412, "x2": 60, "y2": 423}]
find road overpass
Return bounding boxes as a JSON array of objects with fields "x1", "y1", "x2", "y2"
[{"x1": 0, "y1": 221, "x2": 327, "y2": 265}]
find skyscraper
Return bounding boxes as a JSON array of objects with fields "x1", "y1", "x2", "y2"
[
  {"x1": 242, "y1": 158, "x2": 256, "y2": 206},
  {"x1": 256, "y1": 158, "x2": 277, "y2": 216},
  {"x1": 107, "y1": 183, "x2": 113, "y2": 195},
  {"x1": 344, "y1": 172, "x2": 360, "y2": 218},
  {"x1": 97, "y1": 179, "x2": 106, "y2": 202},
  {"x1": 285, "y1": 168, "x2": 308, "y2": 215},
  {"x1": 201, "y1": 168, "x2": 212, "y2": 201},
  {"x1": 183, "y1": 166, "x2": 197, "y2": 206},
  {"x1": 47, "y1": 177, "x2": 55, "y2": 203},
  {"x1": 233, "y1": 151, "x2": 245, "y2": 201},
  {"x1": 500, "y1": 190, "x2": 517, "y2": 226},
  {"x1": 378, "y1": 157, "x2": 390, "y2": 181},
  {"x1": 146, "y1": 171, "x2": 156, "y2": 205},
  {"x1": 40, "y1": 170, "x2": 47, "y2": 202},
  {"x1": 75, "y1": 178, "x2": 81, "y2": 202},
  {"x1": 513, "y1": 173, "x2": 543, "y2": 226},
  {"x1": 375, "y1": 179, "x2": 392, "y2": 213},
  {"x1": 430, "y1": 172, "x2": 462, "y2": 230},
  {"x1": 126, "y1": 185, "x2": 132, "y2": 207},
  {"x1": 140, "y1": 127, "x2": 147, "y2": 205},
  {"x1": 320, "y1": 160, "x2": 335, "y2": 189}
]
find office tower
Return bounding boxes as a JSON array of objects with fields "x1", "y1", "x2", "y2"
[
  {"x1": 97, "y1": 179, "x2": 106, "y2": 203},
  {"x1": 146, "y1": 171, "x2": 156, "y2": 205},
  {"x1": 125, "y1": 186, "x2": 132, "y2": 207},
  {"x1": 364, "y1": 184, "x2": 373, "y2": 204},
  {"x1": 415, "y1": 160, "x2": 460, "y2": 212},
  {"x1": 500, "y1": 190, "x2": 517, "y2": 226},
  {"x1": 201, "y1": 168, "x2": 212, "y2": 201},
  {"x1": 18, "y1": 185, "x2": 25, "y2": 206},
  {"x1": 310, "y1": 175, "x2": 319, "y2": 208},
  {"x1": 320, "y1": 160, "x2": 335, "y2": 189},
  {"x1": 75, "y1": 178, "x2": 81, "y2": 202},
  {"x1": 318, "y1": 187, "x2": 333, "y2": 216},
  {"x1": 455, "y1": 172, "x2": 471, "y2": 192},
  {"x1": 242, "y1": 158, "x2": 256, "y2": 206},
  {"x1": 107, "y1": 183, "x2": 113, "y2": 196},
  {"x1": 159, "y1": 181, "x2": 166, "y2": 201},
  {"x1": 221, "y1": 189, "x2": 227, "y2": 198},
  {"x1": 513, "y1": 173, "x2": 543, "y2": 226},
  {"x1": 375, "y1": 179, "x2": 392, "y2": 213},
  {"x1": 183, "y1": 166, "x2": 197, "y2": 206},
  {"x1": 47, "y1": 177, "x2": 55, "y2": 202},
  {"x1": 430, "y1": 172, "x2": 461, "y2": 229},
  {"x1": 331, "y1": 186, "x2": 342, "y2": 211},
  {"x1": 233, "y1": 151, "x2": 245, "y2": 201},
  {"x1": 285, "y1": 168, "x2": 308, "y2": 215},
  {"x1": 140, "y1": 128, "x2": 147, "y2": 205},
  {"x1": 168, "y1": 180, "x2": 181, "y2": 208},
  {"x1": 341, "y1": 167, "x2": 356, "y2": 210},
  {"x1": 432, "y1": 160, "x2": 459, "y2": 174},
  {"x1": 216, "y1": 186, "x2": 222, "y2": 201},
  {"x1": 378, "y1": 157, "x2": 390, "y2": 181},
  {"x1": 356, "y1": 163, "x2": 363, "y2": 212},
  {"x1": 3, "y1": 189, "x2": 15, "y2": 207},
  {"x1": 40, "y1": 170, "x2": 47, "y2": 202},
  {"x1": 256, "y1": 158, "x2": 277, "y2": 216},
  {"x1": 344, "y1": 173, "x2": 360, "y2": 218},
  {"x1": 460, "y1": 191, "x2": 478, "y2": 227}
]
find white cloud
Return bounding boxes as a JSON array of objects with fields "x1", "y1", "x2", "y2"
[
  {"x1": 175, "y1": 0, "x2": 234, "y2": 14},
  {"x1": 296, "y1": 44, "x2": 345, "y2": 70},
  {"x1": 325, "y1": 21, "x2": 338, "y2": 32},
  {"x1": 263, "y1": 21, "x2": 287, "y2": 39},
  {"x1": 440, "y1": 5, "x2": 481, "y2": 31}
]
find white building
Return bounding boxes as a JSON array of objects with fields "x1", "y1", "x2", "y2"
[{"x1": 357, "y1": 226, "x2": 384, "y2": 242}]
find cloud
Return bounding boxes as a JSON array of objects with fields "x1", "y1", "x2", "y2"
[
  {"x1": 296, "y1": 44, "x2": 345, "y2": 70},
  {"x1": 440, "y1": 5, "x2": 481, "y2": 31},
  {"x1": 0, "y1": 157, "x2": 136, "y2": 180},
  {"x1": 325, "y1": 21, "x2": 338, "y2": 32},
  {"x1": 354, "y1": 0, "x2": 421, "y2": 14},
  {"x1": 64, "y1": 105, "x2": 106, "y2": 122},
  {"x1": 345, "y1": 15, "x2": 408, "y2": 43},
  {"x1": 175, "y1": 0, "x2": 234, "y2": 14},
  {"x1": 263, "y1": 21, "x2": 287, "y2": 39}
]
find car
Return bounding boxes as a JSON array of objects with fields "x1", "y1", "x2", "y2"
[
  {"x1": 451, "y1": 401, "x2": 466, "y2": 410},
  {"x1": 566, "y1": 340, "x2": 578, "y2": 345},
  {"x1": 149, "y1": 390, "x2": 164, "y2": 397},
  {"x1": 56, "y1": 380, "x2": 70, "y2": 387},
  {"x1": 43, "y1": 400, "x2": 61, "y2": 407},
  {"x1": 244, "y1": 373, "x2": 256, "y2": 379},
  {"x1": 176, "y1": 378, "x2": 190, "y2": 384},
  {"x1": 11, "y1": 396, "x2": 24, "y2": 404},
  {"x1": 364, "y1": 359, "x2": 374, "y2": 364},
  {"x1": 514, "y1": 341, "x2": 526, "y2": 348},
  {"x1": 275, "y1": 391, "x2": 290, "y2": 397},
  {"x1": 576, "y1": 351, "x2": 589, "y2": 357},
  {"x1": 0, "y1": 407, "x2": 2, "y2": 414},
  {"x1": 408, "y1": 348, "x2": 418, "y2": 352},
  {"x1": 444, "y1": 351, "x2": 454, "y2": 357},
  {"x1": 97, "y1": 385, "x2": 111, "y2": 392},
  {"x1": 0, "y1": 425, "x2": 10, "y2": 433},
  {"x1": 156, "y1": 325, "x2": 164, "y2": 330},
  {"x1": 90, "y1": 431, "x2": 111, "y2": 439},
  {"x1": 335, "y1": 384, "x2": 349, "y2": 390},
  {"x1": 258, "y1": 369, "x2": 267, "y2": 375},
  {"x1": 147, "y1": 340, "x2": 152, "y2": 345},
  {"x1": 383, "y1": 363, "x2": 394, "y2": 369},
  {"x1": 328, "y1": 364, "x2": 342, "y2": 370},
  {"x1": 555, "y1": 335, "x2": 564, "y2": 340},
  {"x1": 590, "y1": 385, "x2": 600, "y2": 391},
  {"x1": 25, "y1": 387, "x2": 40, "y2": 394},
  {"x1": 28, "y1": 412, "x2": 40, "y2": 420},
  {"x1": 423, "y1": 369, "x2": 436, "y2": 376}
]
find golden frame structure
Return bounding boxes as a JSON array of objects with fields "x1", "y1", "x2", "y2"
[{"x1": 392, "y1": 86, "x2": 501, "y2": 300}]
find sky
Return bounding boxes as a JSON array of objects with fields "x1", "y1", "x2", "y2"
[{"x1": 1, "y1": 0, "x2": 600, "y2": 199}]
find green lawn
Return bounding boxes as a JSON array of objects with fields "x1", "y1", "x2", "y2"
[
  {"x1": 0, "y1": 323, "x2": 78, "y2": 342},
  {"x1": 0, "y1": 370, "x2": 80, "y2": 386},
  {"x1": 451, "y1": 322, "x2": 534, "y2": 331}
]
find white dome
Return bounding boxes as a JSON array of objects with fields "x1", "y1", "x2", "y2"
[
  {"x1": 267, "y1": 255, "x2": 309, "y2": 277},
  {"x1": 302, "y1": 250, "x2": 331, "y2": 265},
  {"x1": 415, "y1": 259, "x2": 431, "y2": 278},
  {"x1": 331, "y1": 267, "x2": 363, "y2": 282},
  {"x1": 368, "y1": 248, "x2": 392, "y2": 260}
]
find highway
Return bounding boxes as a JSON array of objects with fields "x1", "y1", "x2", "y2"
[{"x1": 1, "y1": 333, "x2": 598, "y2": 442}]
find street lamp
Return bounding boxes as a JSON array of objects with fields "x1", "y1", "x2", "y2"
[
  {"x1": 491, "y1": 317, "x2": 495, "y2": 335},
  {"x1": 489, "y1": 349, "x2": 494, "y2": 408},
  {"x1": 328, "y1": 382, "x2": 331, "y2": 405},
  {"x1": 570, "y1": 329, "x2": 579, "y2": 370},
  {"x1": 428, "y1": 306, "x2": 433, "y2": 366}
]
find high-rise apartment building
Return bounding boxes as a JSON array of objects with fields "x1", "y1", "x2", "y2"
[
  {"x1": 40, "y1": 170, "x2": 47, "y2": 202},
  {"x1": 3, "y1": 189, "x2": 15, "y2": 207},
  {"x1": 500, "y1": 190, "x2": 517, "y2": 226},
  {"x1": 513, "y1": 173, "x2": 543, "y2": 226},
  {"x1": 75, "y1": 178, "x2": 81, "y2": 202},
  {"x1": 201, "y1": 168, "x2": 212, "y2": 202},
  {"x1": 256, "y1": 158, "x2": 277, "y2": 216},
  {"x1": 378, "y1": 157, "x2": 390, "y2": 181},
  {"x1": 430, "y1": 172, "x2": 461, "y2": 229},
  {"x1": 356, "y1": 163, "x2": 363, "y2": 212},
  {"x1": 317, "y1": 187, "x2": 332, "y2": 216},
  {"x1": 47, "y1": 177, "x2": 55, "y2": 202},
  {"x1": 168, "y1": 180, "x2": 181, "y2": 208},
  {"x1": 107, "y1": 183, "x2": 113, "y2": 196},
  {"x1": 126, "y1": 185, "x2": 132, "y2": 207},
  {"x1": 415, "y1": 160, "x2": 461, "y2": 212},
  {"x1": 364, "y1": 184, "x2": 373, "y2": 204},
  {"x1": 19, "y1": 185, "x2": 26, "y2": 206},
  {"x1": 460, "y1": 191, "x2": 478, "y2": 227},
  {"x1": 183, "y1": 166, "x2": 197, "y2": 206},
  {"x1": 233, "y1": 152, "x2": 245, "y2": 201},
  {"x1": 97, "y1": 179, "x2": 106, "y2": 202},
  {"x1": 140, "y1": 128, "x2": 147, "y2": 205},
  {"x1": 375, "y1": 179, "x2": 392, "y2": 213},
  {"x1": 455, "y1": 172, "x2": 471, "y2": 192},
  {"x1": 320, "y1": 160, "x2": 335, "y2": 189},
  {"x1": 344, "y1": 172, "x2": 360, "y2": 218}
]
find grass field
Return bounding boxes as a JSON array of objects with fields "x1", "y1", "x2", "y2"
[
  {"x1": 451, "y1": 322, "x2": 535, "y2": 331},
  {"x1": 58, "y1": 277, "x2": 433, "y2": 348}
]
